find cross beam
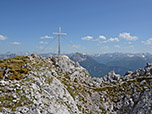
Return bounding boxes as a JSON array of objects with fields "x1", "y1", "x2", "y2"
[{"x1": 53, "y1": 27, "x2": 67, "y2": 56}]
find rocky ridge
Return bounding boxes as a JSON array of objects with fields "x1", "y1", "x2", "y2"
[{"x1": 0, "y1": 55, "x2": 152, "y2": 114}]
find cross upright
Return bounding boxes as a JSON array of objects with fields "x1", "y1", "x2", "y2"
[{"x1": 53, "y1": 27, "x2": 67, "y2": 56}]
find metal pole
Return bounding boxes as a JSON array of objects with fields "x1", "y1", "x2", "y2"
[
  {"x1": 58, "y1": 27, "x2": 61, "y2": 56},
  {"x1": 53, "y1": 27, "x2": 67, "y2": 56}
]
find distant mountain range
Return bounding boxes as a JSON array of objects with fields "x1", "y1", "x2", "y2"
[
  {"x1": 1, "y1": 52, "x2": 152, "y2": 77},
  {"x1": 69, "y1": 53, "x2": 130, "y2": 77},
  {"x1": 69, "y1": 52, "x2": 152, "y2": 77},
  {"x1": 0, "y1": 52, "x2": 56, "y2": 60},
  {"x1": 91, "y1": 52, "x2": 152, "y2": 71}
]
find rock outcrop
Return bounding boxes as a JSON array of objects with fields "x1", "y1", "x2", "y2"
[{"x1": 0, "y1": 55, "x2": 152, "y2": 114}]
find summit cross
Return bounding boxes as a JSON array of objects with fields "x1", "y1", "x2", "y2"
[{"x1": 53, "y1": 27, "x2": 67, "y2": 56}]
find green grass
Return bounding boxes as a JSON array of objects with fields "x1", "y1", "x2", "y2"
[
  {"x1": 0, "y1": 56, "x2": 30, "y2": 80},
  {"x1": 0, "y1": 94, "x2": 33, "y2": 112},
  {"x1": 92, "y1": 76, "x2": 152, "y2": 112},
  {"x1": 45, "y1": 77, "x2": 53, "y2": 84}
]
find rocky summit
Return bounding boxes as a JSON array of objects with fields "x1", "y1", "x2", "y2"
[{"x1": 0, "y1": 55, "x2": 152, "y2": 114}]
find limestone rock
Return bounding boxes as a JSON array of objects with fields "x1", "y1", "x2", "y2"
[{"x1": 0, "y1": 55, "x2": 152, "y2": 114}]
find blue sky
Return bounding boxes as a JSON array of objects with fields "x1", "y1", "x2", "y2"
[{"x1": 0, "y1": 0, "x2": 152, "y2": 54}]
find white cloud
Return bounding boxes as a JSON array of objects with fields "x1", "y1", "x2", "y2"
[
  {"x1": 40, "y1": 41, "x2": 43, "y2": 44},
  {"x1": 119, "y1": 33, "x2": 138, "y2": 41},
  {"x1": 95, "y1": 35, "x2": 106, "y2": 41},
  {"x1": 81, "y1": 36, "x2": 93, "y2": 40},
  {"x1": 40, "y1": 41, "x2": 48, "y2": 44},
  {"x1": 114, "y1": 45, "x2": 120, "y2": 48},
  {"x1": 10, "y1": 42, "x2": 21, "y2": 45},
  {"x1": 40, "y1": 35, "x2": 53, "y2": 39},
  {"x1": 0, "y1": 35, "x2": 7, "y2": 40},
  {"x1": 142, "y1": 38, "x2": 152, "y2": 45},
  {"x1": 106, "y1": 38, "x2": 119, "y2": 42},
  {"x1": 72, "y1": 45, "x2": 80, "y2": 49},
  {"x1": 128, "y1": 42, "x2": 132, "y2": 44}
]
